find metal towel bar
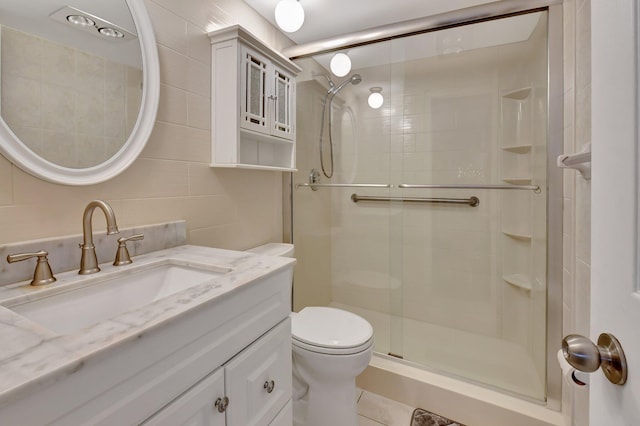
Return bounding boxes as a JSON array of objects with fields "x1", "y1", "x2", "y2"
[
  {"x1": 399, "y1": 183, "x2": 541, "y2": 193},
  {"x1": 296, "y1": 182, "x2": 392, "y2": 189},
  {"x1": 351, "y1": 193, "x2": 480, "y2": 207}
]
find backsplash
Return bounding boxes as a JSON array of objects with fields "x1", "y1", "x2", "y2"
[{"x1": 0, "y1": 221, "x2": 186, "y2": 287}]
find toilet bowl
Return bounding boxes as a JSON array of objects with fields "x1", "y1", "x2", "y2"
[{"x1": 246, "y1": 244, "x2": 374, "y2": 426}]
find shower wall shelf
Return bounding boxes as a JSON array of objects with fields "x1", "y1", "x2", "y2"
[
  {"x1": 503, "y1": 273, "x2": 532, "y2": 291},
  {"x1": 502, "y1": 87, "x2": 532, "y2": 100},
  {"x1": 502, "y1": 231, "x2": 532, "y2": 241},
  {"x1": 501, "y1": 145, "x2": 532, "y2": 154},
  {"x1": 502, "y1": 177, "x2": 533, "y2": 185},
  {"x1": 499, "y1": 83, "x2": 546, "y2": 334},
  {"x1": 208, "y1": 25, "x2": 301, "y2": 171}
]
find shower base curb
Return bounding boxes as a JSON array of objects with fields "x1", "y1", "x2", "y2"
[{"x1": 356, "y1": 355, "x2": 564, "y2": 426}]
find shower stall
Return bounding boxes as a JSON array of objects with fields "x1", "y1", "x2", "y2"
[{"x1": 287, "y1": 1, "x2": 562, "y2": 411}]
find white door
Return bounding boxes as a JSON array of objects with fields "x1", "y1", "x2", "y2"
[{"x1": 590, "y1": 0, "x2": 640, "y2": 424}]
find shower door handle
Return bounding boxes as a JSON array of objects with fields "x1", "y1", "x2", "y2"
[{"x1": 561, "y1": 333, "x2": 627, "y2": 385}]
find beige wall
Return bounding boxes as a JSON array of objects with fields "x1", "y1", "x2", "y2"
[
  {"x1": 562, "y1": 0, "x2": 591, "y2": 425},
  {"x1": 292, "y1": 78, "x2": 334, "y2": 311},
  {"x1": 0, "y1": 0, "x2": 292, "y2": 250}
]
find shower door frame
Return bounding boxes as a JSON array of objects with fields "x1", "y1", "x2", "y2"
[{"x1": 284, "y1": 1, "x2": 564, "y2": 410}]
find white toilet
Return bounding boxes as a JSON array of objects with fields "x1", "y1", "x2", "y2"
[{"x1": 247, "y1": 244, "x2": 374, "y2": 426}]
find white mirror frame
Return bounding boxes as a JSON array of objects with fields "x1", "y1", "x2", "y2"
[{"x1": 0, "y1": 0, "x2": 159, "y2": 186}]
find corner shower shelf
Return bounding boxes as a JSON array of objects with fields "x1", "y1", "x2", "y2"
[
  {"x1": 501, "y1": 145, "x2": 532, "y2": 154},
  {"x1": 502, "y1": 177, "x2": 533, "y2": 185},
  {"x1": 503, "y1": 274, "x2": 532, "y2": 291},
  {"x1": 502, "y1": 87, "x2": 532, "y2": 100},
  {"x1": 502, "y1": 231, "x2": 532, "y2": 241}
]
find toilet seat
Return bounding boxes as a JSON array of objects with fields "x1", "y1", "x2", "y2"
[{"x1": 292, "y1": 307, "x2": 374, "y2": 355}]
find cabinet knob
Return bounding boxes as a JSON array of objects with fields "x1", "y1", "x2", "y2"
[
  {"x1": 214, "y1": 396, "x2": 229, "y2": 413},
  {"x1": 263, "y1": 380, "x2": 275, "y2": 394}
]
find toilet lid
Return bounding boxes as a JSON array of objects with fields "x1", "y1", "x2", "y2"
[{"x1": 291, "y1": 307, "x2": 373, "y2": 349}]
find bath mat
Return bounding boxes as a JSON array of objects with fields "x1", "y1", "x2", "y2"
[{"x1": 410, "y1": 408, "x2": 466, "y2": 426}]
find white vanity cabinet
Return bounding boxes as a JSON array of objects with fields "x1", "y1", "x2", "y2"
[
  {"x1": 142, "y1": 368, "x2": 226, "y2": 426},
  {"x1": 209, "y1": 25, "x2": 301, "y2": 171},
  {"x1": 0, "y1": 261, "x2": 294, "y2": 426},
  {"x1": 143, "y1": 319, "x2": 292, "y2": 426}
]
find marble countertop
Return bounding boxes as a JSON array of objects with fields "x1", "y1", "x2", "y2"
[{"x1": 0, "y1": 245, "x2": 295, "y2": 406}]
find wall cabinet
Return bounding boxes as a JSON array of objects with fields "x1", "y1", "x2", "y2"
[
  {"x1": 143, "y1": 319, "x2": 292, "y2": 426},
  {"x1": 209, "y1": 25, "x2": 301, "y2": 171}
]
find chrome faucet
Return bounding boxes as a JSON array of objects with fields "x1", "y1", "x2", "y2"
[{"x1": 79, "y1": 200, "x2": 119, "y2": 275}]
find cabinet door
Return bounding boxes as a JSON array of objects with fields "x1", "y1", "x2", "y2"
[
  {"x1": 240, "y1": 45, "x2": 269, "y2": 134},
  {"x1": 225, "y1": 318, "x2": 292, "y2": 426},
  {"x1": 270, "y1": 66, "x2": 295, "y2": 141},
  {"x1": 269, "y1": 400, "x2": 292, "y2": 426},
  {"x1": 141, "y1": 368, "x2": 226, "y2": 426}
]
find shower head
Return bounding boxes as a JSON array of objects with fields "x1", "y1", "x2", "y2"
[{"x1": 331, "y1": 74, "x2": 362, "y2": 95}]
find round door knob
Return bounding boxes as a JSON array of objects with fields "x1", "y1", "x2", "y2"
[
  {"x1": 562, "y1": 335, "x2": 601, "y2": 372},
  {"x1": 562, "y1": 332, "x2": 627, "y2": 385}
]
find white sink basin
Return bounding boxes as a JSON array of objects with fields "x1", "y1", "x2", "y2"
[{"x1": 7, "y1": 260, "x2": 231, "y2": 335}]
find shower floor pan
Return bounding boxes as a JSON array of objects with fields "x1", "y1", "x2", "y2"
[{"x1": 330, "y1": 302, "x2": 544, "y2": 400}]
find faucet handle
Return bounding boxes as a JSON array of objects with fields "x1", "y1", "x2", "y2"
[
  {"x1": 7, "y1": 250, "x2": 57, "y2": 286},
  {"x1": 113, "y1": 234, "x2": 144, "y2": 266}
]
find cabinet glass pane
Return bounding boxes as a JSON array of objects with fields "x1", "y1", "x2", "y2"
[
  {"x1": 250, "y1": 65, "x2": 263, "y2": 117},
  {"x1": 246, "y1": 54, "x2": 266, "y2": 126},
  {"x1": 277, "y1": 79, "x2": 287, "y2": 124},
  {"x1": 275, "y1": 71, "x2": 290, "y2": 132}
]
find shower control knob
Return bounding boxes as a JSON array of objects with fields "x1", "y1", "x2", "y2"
[{"x1": 562, "y1": 333, "x2": 627, "y2": 385}]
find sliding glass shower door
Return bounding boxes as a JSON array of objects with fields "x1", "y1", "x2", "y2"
[{"x1": 292, "y1": 10, "x2": 549, "y2": 400}]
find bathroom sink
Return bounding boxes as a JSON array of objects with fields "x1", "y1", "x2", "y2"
[{"x1": 6, "y1": 260, "x2": 231, "y2": 335}]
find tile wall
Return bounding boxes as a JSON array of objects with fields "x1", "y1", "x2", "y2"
[
  {"x1": 562, "y1": 0, "x2": 591, "y2": 425},
  {"x1": 0, "y1": 0, "x2": 293, "y2": 253},
  {"x1": 291, "y1": 77, "x2": 335, "y2": 310},
  {"x1": 1, "y1": 27, "x2": 142, "y2": 168},
  {"x1": 327, "y1": 33, "x2": 547, "y2": 346}
]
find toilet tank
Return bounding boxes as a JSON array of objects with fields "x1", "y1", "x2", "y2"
[{"x1": 246, "y1": 243, "x2": 295, "y2": 258}]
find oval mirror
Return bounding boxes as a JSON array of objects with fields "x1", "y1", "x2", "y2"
[{"x1": 0, "y1": 0, "x2": 159, "y2": 185}]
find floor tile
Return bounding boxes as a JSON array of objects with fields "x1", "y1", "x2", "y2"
[
  {"x1": 359, "y1": 415, "x2": 386, "y2": 426},
  {"x1": 357, "y1": 391, "x2": 415, "y2": 426}
]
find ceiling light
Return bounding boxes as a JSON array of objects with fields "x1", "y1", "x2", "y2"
[
  {"x1": 330, "y1": 53, "x2": 351, "y2": 77},
  {"x1": 51, "y1": 6, "x2": 137, "y2": 43},
  {"x1": 368, "y1": 87, "x2": 384, "y2": 109},
  {"x1": 66, "y1": 14, "x2": 95, "y2": 27},
  {"x1": 275, "y1": 0, "x2": 304, "y2": 33},
  {"x1": 98, "y1": 27, "x2": 125, "y2": 39}
]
